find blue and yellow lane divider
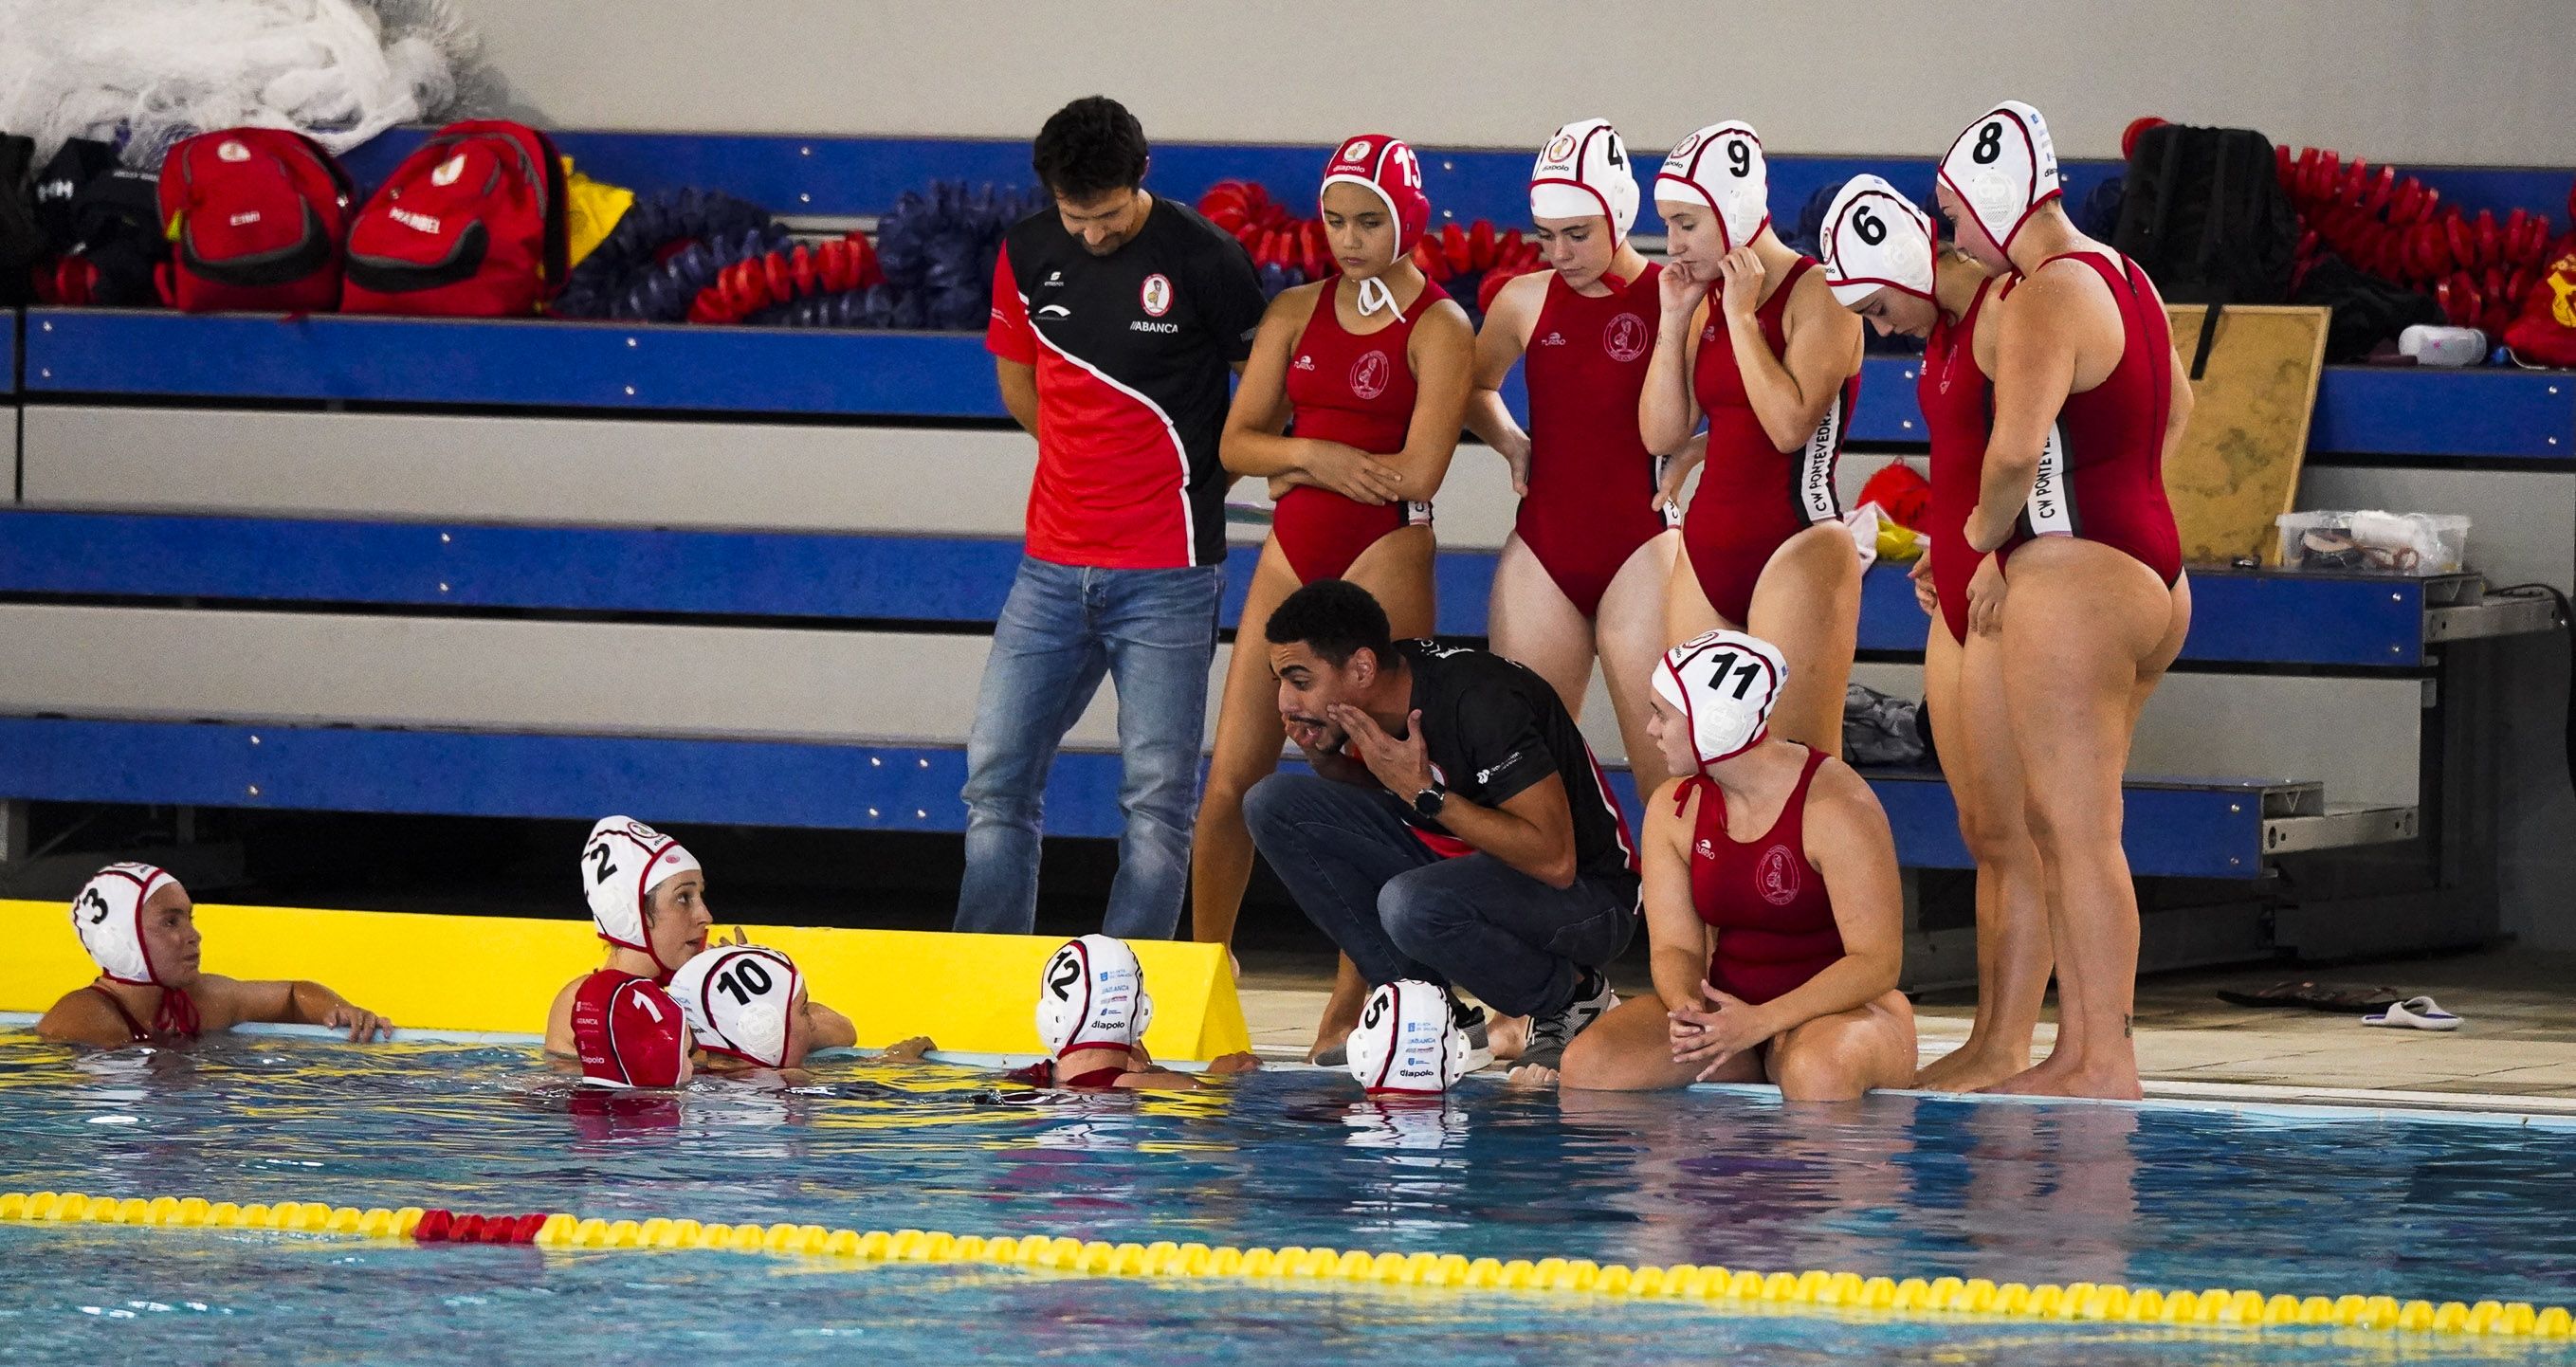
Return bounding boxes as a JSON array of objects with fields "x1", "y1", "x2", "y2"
[{"x1": 4, "y1": 1189, "x2": 2571, "y2": 1339}]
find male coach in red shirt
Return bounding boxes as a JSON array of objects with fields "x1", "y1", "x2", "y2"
[{"x1": 956, "y1": 96, "x2": 1267, "y2": 939}]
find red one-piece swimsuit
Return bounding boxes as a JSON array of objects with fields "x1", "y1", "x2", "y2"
[{"x1": 1275, "y1": 279, "x2": 1448, "y2": 582}]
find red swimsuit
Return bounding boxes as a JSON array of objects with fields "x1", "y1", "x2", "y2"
[
  {"x1": 1998, "y1": 252, "x2": 2181, "y2": 586},
  {"x1": 1683, "y1": 257, "x2": 1860, "y2": 625},
  {"x1": 87, "y1": 983, "x2": 201, "y2": 1043},
  {"x1": 1917, "y1": 276, "x2": 1999, "y2": 645},
  {"x1": 1275, "y1": 280, "x2": 1447, "y2": 582},
  {"x1": 1682, "y1": 745, "x2": 1844, "y2": 1007},
  {"x1": 1516, "y1": 265, "x2": 1673, "y2": 619}
]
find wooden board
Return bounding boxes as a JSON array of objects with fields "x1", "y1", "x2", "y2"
[{"x1": 2160, "y1": 304, "x2": 2331, "y2": 565}]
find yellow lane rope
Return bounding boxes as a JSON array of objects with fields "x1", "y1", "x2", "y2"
[{"x1": 3, "y1": 1189, "x2": 2567, "y2": 1339}]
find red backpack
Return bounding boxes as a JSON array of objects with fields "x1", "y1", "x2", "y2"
[
  {"x1": 154, "y1": 128, "x2": 354, "y2": 313},
  {"x1": 342, "y1": 119, "x2": 569, "y2": 317}
]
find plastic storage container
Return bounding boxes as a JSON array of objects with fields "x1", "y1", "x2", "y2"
[{"x1": 2275, "y1": 510, "x2": 2470, "y2": 574}]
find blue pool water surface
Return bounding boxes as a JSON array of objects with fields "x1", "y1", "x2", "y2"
[{"x1": 0, "y1": 1033, "x2": 2570, "y2": 1364}]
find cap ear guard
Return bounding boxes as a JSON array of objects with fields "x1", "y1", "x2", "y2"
[
  {"x1": 581, "y1": 815, "x2": 702, "y2": 970},
  {"x1": 669, "y1": 944, "x2": 802, "y2": 1068},
  {"x1": 1652, "y1": 629, "x2": 1790, "y2": 769},
  {"x1": 1529, "y1": 118, "x2": 1639, "y2": 243},
  {"x1": 72, "y1": 862, "x2": 180, "y2": 986},
  {"x1": 1820, "y1": 174, "x2": 1938, "y2": 308},
  {"x1": 1344, "y1": 979, "x2": 1471, "y2": 1095},
  {"x1": 1035, "y1": 934, "x2": 1154, "y2": 1058},
  {"x1": 1938, "y1": 100, "x2": 2062, "y2": 256},
  {"x1": 1655, "y1": 122, "x2": 1769, "y2": 251}
]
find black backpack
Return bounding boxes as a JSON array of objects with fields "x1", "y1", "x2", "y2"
[
  {"x1": 2292, "y1": 250, "x2": 2443, "y2": 363},
  {"x1": 2111, "y1": 123, "x2": 2300, "y2": 378},
  {"x1": 0, "y1": 135, "x2": 37, "y2": 305},
  {"x1": 30, "y1": 137, "x2": 166, "y2": 306}
]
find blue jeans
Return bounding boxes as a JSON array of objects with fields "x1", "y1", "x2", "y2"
[
  {"x1": 1243, "y1": 773, "x2": 1640, "y2": 1018},
  {"x1": 953, "y1": 556, "x2": 1221, "y2": 939}
]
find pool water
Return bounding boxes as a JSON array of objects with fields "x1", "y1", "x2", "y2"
[{"x1": 2, "y1": 1033, "x2": 2571, "y2": 1365}]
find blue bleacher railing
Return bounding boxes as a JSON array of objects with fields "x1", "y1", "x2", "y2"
[
  {"x1": 24, "y1": 311, "x2": 2574, "y2": 461},
  {"x1": 0, "y1": 509, "x2": 2440, "y2": 666},
  {"x1": 0, "y1": 717, "x2": 2274, "y2": 880}
]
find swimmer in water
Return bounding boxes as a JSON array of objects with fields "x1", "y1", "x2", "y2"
[
  {"x1": 569, "y1": 968, "x2": 693, "y2": 1089},
  {"x1": 669, "y1": 942, "x2": 935, "y2": 1076},
  {"x1": 36, "y1": 863, "x2": 393, "y2": 1047},
  {"x1": 1343, "y1": 978, "x2": 1481, "y2": 1095},
  {"x1": 1010, "y1": 934, "x2": 1260, "y2": 1090},
  {"x1": 544, "y1": 816, "x2": 854, "y2": 1059}
]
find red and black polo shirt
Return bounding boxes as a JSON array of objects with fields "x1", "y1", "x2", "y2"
[{"x1": 987, "y1": 197, "x2": 1266, "y2": 570}]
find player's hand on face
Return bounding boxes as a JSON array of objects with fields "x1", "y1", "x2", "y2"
[{"x1": 1328, "y1": 705, "x2": 1433, "y2": 795}]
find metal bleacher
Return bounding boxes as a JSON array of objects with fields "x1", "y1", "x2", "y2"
[{"x1": 2, "y1": 131, "x2": 2567, "y2": 976}]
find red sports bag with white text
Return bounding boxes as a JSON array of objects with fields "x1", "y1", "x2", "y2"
[
  {"x1": 342, "y1": 119, "x2": 569, "y2": 317},
  {"x1": 155, "y1": 128, "x2": 354, "y2": 313}
]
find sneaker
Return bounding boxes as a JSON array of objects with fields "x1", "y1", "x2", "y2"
[
  {"x1": 1446, "y1": 990, "x2": 1491, "y2": 1051},
  {"x1": 1447, "y1": 990, "x2": 1495, "y2": 1074},
  {"x1": 1516, "y1": 970, "x2": 1617, "y2": 1072},
  {"x1": 1315, "y1": 989, "x2": 1489, "y2": 1068}
]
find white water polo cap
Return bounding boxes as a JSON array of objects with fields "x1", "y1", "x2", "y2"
[
  {"x1": 669, "y1": 944, "x2": 802, "y2": 1068},
  {"x1": 1036, "y1": 934, "x2": 1155, "y2": 1057},
  {"x1": 1655, "y1": 122, "x2": 1769, "y2": 250},
  {"x1": 72, "y1": 863, "x2": 182, "y2": 986},
  {"x1": 581, "y1": 816, "x2": 702, "y2": 969},
  {"x1": 1653, "y1": 629, "x2": 1789, "y2": 768},
  {"x1": 1820, "y1": 174, "x2": 1938, "y2": 307},
  {"x1": 1530, "y1": 118, "x2": 1638, "y2": 242},
  {"x1": 1939, "y1": 100, "x2": 2062, "y2": 254},
  {"x1": 1345, "y1": 979, "x2": 1472, "y2": 1095}
]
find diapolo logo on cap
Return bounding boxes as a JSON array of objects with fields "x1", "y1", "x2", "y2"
[
  {"x1": 1345, "y1": 979, "x2": 1476, "y2": 1095},
  {"x1": 1036, "y1": 934, "x2": 1155, "y2": 1057}
]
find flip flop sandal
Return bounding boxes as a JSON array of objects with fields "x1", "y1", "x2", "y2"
[{"x1": 2364, "y1": 996, "x2": 2462, "y2": 1031}]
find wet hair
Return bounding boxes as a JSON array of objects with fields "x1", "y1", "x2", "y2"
[
  {"x1": 1265, "y1": 579, "x2": 1395, "y2": 667},
  {"x1": 1032, "y1": 97, "x2": 1149, "y2": 202}
]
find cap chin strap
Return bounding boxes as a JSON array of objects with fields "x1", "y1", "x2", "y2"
[{"x1": 1354, "y1": 273, "x2": 1405, "y2": 320}]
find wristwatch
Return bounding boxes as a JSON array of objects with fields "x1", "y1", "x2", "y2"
[{"x1": 1411, "y1": 780, "x2": 1447, "y2": 818}]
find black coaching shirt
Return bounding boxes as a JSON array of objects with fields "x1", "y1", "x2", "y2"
[
  {"x1": 987, "y1": 197, "x2": 1266, "y2": 570},
  {"x1": 1394, "y1": 641, "x2": 1641, "y2": 885}
]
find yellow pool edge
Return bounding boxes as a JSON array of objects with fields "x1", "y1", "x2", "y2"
[{"x1": 2, "y1": 1189, "x2": 2567, "y2": 1340}]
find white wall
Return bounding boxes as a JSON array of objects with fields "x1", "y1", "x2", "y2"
[{"x1": 450, "y1": 0, "x2": 2574, "y2": 166}]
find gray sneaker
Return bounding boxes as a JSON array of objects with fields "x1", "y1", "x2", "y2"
[
  {"x1": 1516, "y1": 970, "x2": 1618, "y2": 1072},
  {"x1": 1315, "y1": 990, "x2": 1489, "y2": 1067}
]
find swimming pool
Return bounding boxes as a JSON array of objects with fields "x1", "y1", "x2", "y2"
[{"x1": 2, "y1": 1031, "x2": 2570, "y2": 1364}]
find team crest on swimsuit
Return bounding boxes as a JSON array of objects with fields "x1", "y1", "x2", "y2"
[
  {"x1": 1140, "y1": 273, "x2": 1173, "y2": 317},
  {"x1": 1603, "y1": 313, "x2": 1650, "y2": 363},
  {"x1": 1349, "y1": 350, "x2": 1393, "y2": 400},
  {"x1": 1758, "y1": 845, "x2": 1801, "y2": 906}
]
